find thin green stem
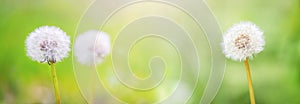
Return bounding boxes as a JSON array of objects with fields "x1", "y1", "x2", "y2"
[
  {"x1": 89, "y1": 69, "x2": 96, "y2": 104},
  {"x1": 50, "y1": 63, "x2": 61, "y2": 104},
  {"x1": 244, "y1": 58, "x2": 256, "y2": 104}
]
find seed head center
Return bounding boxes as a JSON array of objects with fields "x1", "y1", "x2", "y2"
[
  {"x1": 40, "y1": 40, "x2": 58, "y2": 64},
  {"x1": 40, "y1": 40, "x2": 58, "y2": 51},
  {"x1": 234, "y1": 34, "x2": 250, "y2": 49}
]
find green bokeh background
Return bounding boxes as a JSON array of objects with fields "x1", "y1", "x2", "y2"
[{"x1": 0, "y1": 0, "x2": 299, "y2": 103}]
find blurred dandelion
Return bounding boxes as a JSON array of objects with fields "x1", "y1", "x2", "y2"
[
  {"x1": 74, "y1": 30, "x2": 111, "y2": 103},
  {"x1": 25, "y1": 26, "x2": 70, "y2": 104},
  {"x1": 222, "y1": 21, "x2": 265, "y2": 104},
  {"x1": 74, "y1": 30, "x2": 111, "y2": 66}
]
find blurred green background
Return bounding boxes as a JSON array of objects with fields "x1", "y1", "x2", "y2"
[{"x1": 0, "y1": 0, "x2": 300, "y2": 103}]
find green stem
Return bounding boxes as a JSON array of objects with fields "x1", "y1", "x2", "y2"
[
  {"x1": 244, "y1": 58, "x2": 256, "y2": 104},
  {"x1": 89, "y1": 69, "x2": 96, "y2": 103},
  {"x1": 50, "y1": 63, "x2": 61, "y2": 104}
]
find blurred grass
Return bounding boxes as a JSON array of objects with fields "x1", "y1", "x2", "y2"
[{"x1": 0, "y1": 0, "x2": 299, "y2": 103}]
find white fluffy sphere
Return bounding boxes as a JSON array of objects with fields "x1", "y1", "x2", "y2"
[
  {"x1": 222, "y1": 22, "x2": 265, "y2": 61},
  {"x1": 25, "y1": 26, "x2": 70, "y2": 64},
  {"x1": 74, "y1": 30, "x2": 111, "y2": 65}
]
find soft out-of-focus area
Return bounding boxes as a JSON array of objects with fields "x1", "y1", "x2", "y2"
[{"x1": 0, "y1": 0, "x2": 299, "y2": 103}]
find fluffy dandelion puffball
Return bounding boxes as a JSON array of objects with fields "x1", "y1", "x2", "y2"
[
  {"x1": 222, "y1": 21, "x2": 265, "y2": 61},
  {"x1": 74, "y1": 30, "x2": 111, "y2": 65},
  {"x1": 25, "y1": 26, "x2": 70, "y2": 64}
]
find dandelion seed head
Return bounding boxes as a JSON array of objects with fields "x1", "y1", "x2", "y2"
[
  {"x1": 222, "y1": 21, "x2": 265, "y2": 61},
  {"x1": 74, "y1": 30, "x2": 111, "y2": 65},
  {"x1": 25, "y1": 26, "x2": 70, "y2": 64}
]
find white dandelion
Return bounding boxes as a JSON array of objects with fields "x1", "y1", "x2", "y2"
[
  {"x1": 74, "y1": 30, "x2": 111, "y2": 65},
  {"x1": 221, "y1": 21, "x2": 265, "y2": 104},
  {"x1": 25, "y1": 26, "x2": 70, "y2": 103},
  {"x1": 222, "y1": 21, "x2": 265, "y2": 61},
  {"x1": 25, "y1": 26, "x2": 70, "y2": 64}
]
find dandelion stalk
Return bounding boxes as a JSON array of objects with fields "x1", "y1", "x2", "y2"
[
  {"x1": 244, "y1": 58, "x2": 255, "y2": 104},
  {"x1": 89, "y1": 66, "x2": 97, "y2": 104},
  {"x1": 50, "y1": 63, "x2": 61, "y2": 104}
]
